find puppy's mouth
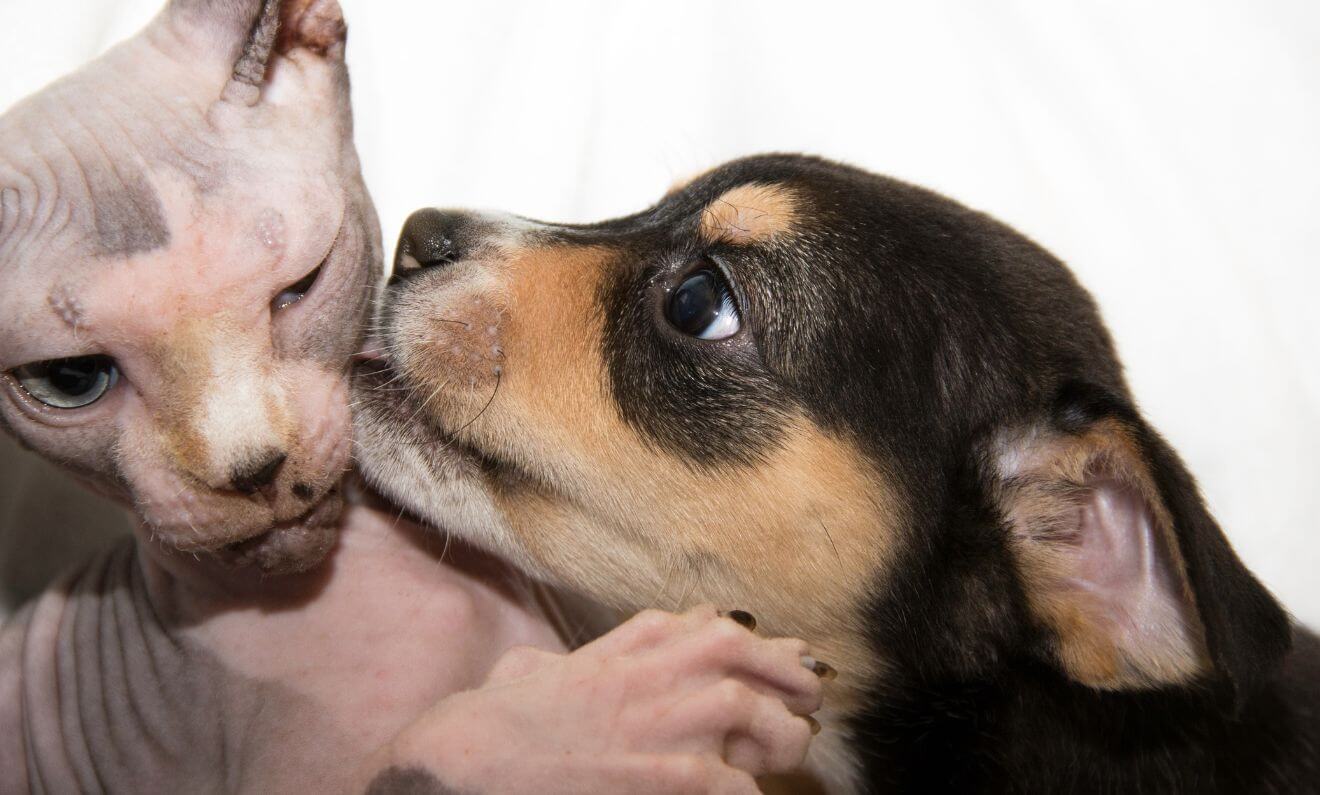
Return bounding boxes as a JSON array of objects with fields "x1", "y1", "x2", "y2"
[
  {"x1": 212, "y1": 488, "x2": 345, "y2": 574},
  {"x1": 350, "y1": 353, "x2": 553, "y2": 575}
]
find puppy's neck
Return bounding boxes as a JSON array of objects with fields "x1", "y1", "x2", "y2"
[{"x1": 847, "y1": 654, "x2": 1318, "y2": 792}]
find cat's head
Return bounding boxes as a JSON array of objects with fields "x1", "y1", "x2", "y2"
[{"x1": 0, "y1": 1, "x2": 380, "y2": 572}]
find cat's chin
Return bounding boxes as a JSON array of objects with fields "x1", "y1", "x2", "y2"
[{"x1": 215, "y1": 489, "x2": 345, "y2": 575}]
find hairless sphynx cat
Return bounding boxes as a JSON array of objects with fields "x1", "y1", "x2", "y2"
[{"x1": 0, "y1": 2, "x2": 824, "y2": 791}]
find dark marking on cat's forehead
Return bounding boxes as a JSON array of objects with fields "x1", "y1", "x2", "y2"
[{"x1": 86, "y1": 167, "x2": 170, "y2": 257}]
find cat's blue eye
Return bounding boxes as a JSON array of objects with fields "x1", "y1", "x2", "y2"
[{"x1": 11, "y1": 355, "x2": 119, "y2": 409}]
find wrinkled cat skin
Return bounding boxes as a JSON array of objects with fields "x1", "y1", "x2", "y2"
[
  {"x1": 0, "y1": 2, "x2": 559, "y2": 790},
  {"x1": 0, "y1": 5, "x2": 827, "y2": 792},
  {"x1": 0, "y1": 0, "x2": 377, "y2": 574}
]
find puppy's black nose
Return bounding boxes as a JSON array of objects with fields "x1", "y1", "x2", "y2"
[
  {"x1": 393, "y1": 208, "x2": 472, "y2": 281},
  {"x1": 230, "y1": 450, "x2": 286, "y2": 495}
]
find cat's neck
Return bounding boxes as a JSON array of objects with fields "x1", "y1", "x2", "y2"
[{"x1": 5, "y1": 491, "x2": 569, "y2": 792}]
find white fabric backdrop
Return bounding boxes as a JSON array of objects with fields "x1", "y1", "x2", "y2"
[{"x1": 2, "y1": 0, "x2": 1317, "y2": 624}]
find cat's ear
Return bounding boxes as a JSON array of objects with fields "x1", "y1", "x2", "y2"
[
  {"x1": 986, "y1": 383, "x2": 1290, "y2": 698},
  {"x1": 167, "y1": 0, "x2": 347, "y2": 106}
]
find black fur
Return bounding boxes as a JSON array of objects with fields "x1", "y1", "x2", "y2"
[
  {"x1": 393, "y1": 153, "x2": 1316, "y2": 791},
  {"x1": 87, "y1": 167, "x2": 171, "y2": 257},
  {"x1": 533, "y1": 154, "x2": 1314, "y2": 792},
  {"x1": 364, "y1": 766, "x2": 469, "y2": 795}
]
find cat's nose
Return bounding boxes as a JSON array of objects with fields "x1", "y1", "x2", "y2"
[
  {"x1": 392, "y1": 208, "x2": 477, "y2": 281},
  {"x1": 230, "y1": 450, "x2": 286, "y2": 494}
]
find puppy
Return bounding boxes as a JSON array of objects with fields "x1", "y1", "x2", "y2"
[{"x1": 355, "y1": 154, "x2": 1319, "y2": 793}]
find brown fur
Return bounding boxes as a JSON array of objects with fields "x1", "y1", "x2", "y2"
[{"x1": 357, "y1": 154, "x2": 1311, "y2": 794}]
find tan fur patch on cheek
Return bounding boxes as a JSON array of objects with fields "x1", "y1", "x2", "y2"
[
  {"x1": 491, "y1": 418, "x2": 902, "y2": 706},
  {"x1": 487, "y1": 246, "x2": 621, "y2": 467},
  {"x1": 699, "y1": 184, "x2": 799, "y2": 245}
]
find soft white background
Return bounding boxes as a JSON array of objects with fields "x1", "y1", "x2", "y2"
[{"x1": 1, "y1": 1, "x2": 1317, "y2": 624}]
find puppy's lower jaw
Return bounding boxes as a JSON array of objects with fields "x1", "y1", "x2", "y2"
[
  {"x1": 350, "y1": 359, "x2": 546, "y2": 575},
  {"x1": 213, "y1": 489, "x2": 345, "y2": 574}
]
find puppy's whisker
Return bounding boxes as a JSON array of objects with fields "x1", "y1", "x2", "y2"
[
  {"x1": 406, "y1": 378, "x2": 452, "y2": 426},
  {"x1": 451, "y1": 371, "x2": 501, "y2": 436},
  {"x1": 815, "y1": 514, "x2": 843, "y2": 570},
  {"x1": 437, "y1": 524, "x2": 453, "y2": 564},
  {"x1": 675, "y1": 556, "x2": 702, "y2": 611},
  {"x1": 362, "y1": 379, "x2": 415, "y2": 393},
  {"x1": 645, "y1": 553, "x2": 680, "y2": 612}
]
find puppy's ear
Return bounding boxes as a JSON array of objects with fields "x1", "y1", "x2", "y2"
[
  {"x1": 167, "y1": 0, "x2": 347, "y2": 106},
  {"x1": 988, "y1": 383, "x2": 1290, "y2": 699}
]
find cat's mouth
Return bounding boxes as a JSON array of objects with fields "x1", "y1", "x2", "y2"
[{"x1": 215, "y1": 488, "x2": 345, "y2": 574}]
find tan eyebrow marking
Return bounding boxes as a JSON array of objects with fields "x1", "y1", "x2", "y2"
[{"x1": 698, "y1": 183, "x2": 799, "y2": 245}]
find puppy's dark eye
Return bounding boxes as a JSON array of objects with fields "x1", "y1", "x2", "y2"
[
  {"x1": 10, "y1": 355, "x2": 119, "y2": 409},
  {"x1": 273, "y1": 265, "x2": 322, "y2": 311},
  {"x1": 667, "y1": 269, "x2": 741, "y2": 340}
]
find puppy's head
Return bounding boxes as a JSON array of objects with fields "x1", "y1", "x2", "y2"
[
  {"x1": 0, "y1": 0, "x2": 379, "y2": 572},
  {"x1": 356, "y1": 155, "x2": 1288, "y2": 707}
]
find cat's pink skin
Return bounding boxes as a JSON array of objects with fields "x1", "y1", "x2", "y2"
[
  {"x1": 0, "y1": 498, "x2": 570, "y2": 792},
  {"x1": 0, "y1": 3, "x2": 823, "y2": 792},
  {"x1": 0, "y1": 1, "x2": 569, "y2": 789},
  {"x1": 0, "y1": 0, "x2": 374, "y2": 572}
]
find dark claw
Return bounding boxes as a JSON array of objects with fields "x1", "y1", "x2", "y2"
[
  {"x1": 801, "y1": 655, "x2": 838, "y2": 680},
  {"x1": 722, "y1": 609, "x2": 757, "y2": 631}
]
